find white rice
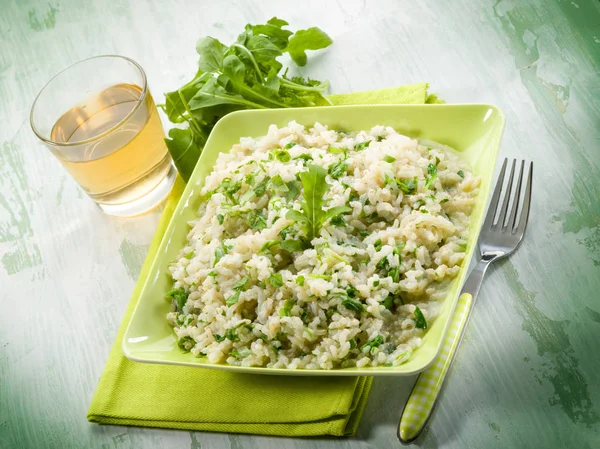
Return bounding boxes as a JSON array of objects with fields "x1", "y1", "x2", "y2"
[{"x1": 166, "y1": 121, "x2": 480, "y2": 369}]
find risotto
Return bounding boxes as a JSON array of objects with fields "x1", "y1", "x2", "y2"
[{"x1": 166, "y1": 121, "x2": 480, "y2": 369}]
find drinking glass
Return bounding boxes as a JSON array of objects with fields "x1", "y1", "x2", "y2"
[{"x1": 30, "y1": 55, "x2": 176, "y2": 216}]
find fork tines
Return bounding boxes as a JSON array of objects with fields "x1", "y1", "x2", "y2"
[{"x1": 483, "y1": 158, "x2": 533, "y2": 235}]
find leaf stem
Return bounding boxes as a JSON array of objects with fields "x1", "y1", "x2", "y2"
[{"x1": 231, "y1": 43, "x2": 264, "y2": 81}]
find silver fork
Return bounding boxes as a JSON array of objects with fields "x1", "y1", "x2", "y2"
[{"x1": 398, "y1": 158, "x2": 533, "y2": 444}]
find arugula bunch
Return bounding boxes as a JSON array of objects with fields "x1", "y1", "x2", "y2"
[
  {"x1": 286, "y1": 165, "x2": 351, "y2": 244},
  {"x1": 162, "y1": 17, "x2": 334, "y2": 180}
]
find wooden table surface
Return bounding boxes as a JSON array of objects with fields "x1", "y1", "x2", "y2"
[{"x1": 1, "y1": 0, "x2": 599, "y2": 448}]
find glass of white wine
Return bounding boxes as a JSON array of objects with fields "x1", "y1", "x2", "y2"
[{"x1": 30, "y1": 55, "x2": 176, "y2": 217}]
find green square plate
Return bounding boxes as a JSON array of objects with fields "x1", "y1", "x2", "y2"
[{"x1": 123, "y1": 104, "x2": 504, "y2": 376}]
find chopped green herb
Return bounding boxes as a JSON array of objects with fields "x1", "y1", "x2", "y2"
[
  {"x1": 177, "y1": 336, "x2": 195, "y2": 352},
  {"x1": 279, "y1": 298, "x2": 295, "y2": 317},
  {"x1": 388, "y1": 267, "x2": 400, "y2": 283},
  {"x1": 208, "y1": 270, "x2": 217, "y2": 277},
  {"x1": 427, "y1": 194, "x2": 436, "y2": 201},
  {"x1": 361, "y1": 335, "x2": 384, "y2": 352},
  {"x1": 225, "y1": 328, "x2": 239, "y2": 341},
  {"x1": 247, "y1": 211, "x2": 267, "y2": 230},
  {"x1": 220, "y1": 178, "x2": 242, "y2": 202},
  {"x1": 253, "y1": 179, "x2": 269, "y2": 196},
  {"x1": 374, "y1": 238, "x2": 383, "y2": 251},
  {"x1": 376, "y1": 135, "x2": 385, "y2": 142},
  {"x1": 346, "y1": 285, "x2": 359, "y2": 298},
  {"x1": 281, "y1": 239, "x2": 304, "y2": 252},
  {"x1": 458, "y1": 243, "x2": 468, "y2": 251},
  {"x1": 214, "y1": 333, "x2": 226, "y2": 342},
  {"x1": 308, "y1": 274, "x2": 331, "y2": 280},
  {"x1": 383, "y1": 155, "x2": 396, "y2": 163},
  {"x1": 358, "y1": 230, "x2": 370, "y2": 237},
  {"x1": 184, "y1": 251, "x2": 195, "y2": 259},
  {"x1": 457, "y1": 170, "x2": 465, "y2": 178},
  {"x1": 373, "y1": 279, "x2": 380, "y2": 287},
  {"x1": 216, "y1": 214, "x2": 225, "y2": 225},
  {"x1": 231, "y1": 348, "x2": 251, "y2": 359},
  {"x1": 279, "y1": 225, "x2": 293, "y2": 239},
  {"x1": 260, "y1": 240, "x2": 280, "y2": 253},
  {"x1": 420, "y1": 208, "x2": 429, "y2": 213},
  {"x1": 425, "y1": 163, "x2": 437, "y2": 189},
  {"x1": 244, "y1": 172, "x2": 256, "y2": 185},
  {"x1": 354, "y1": 141, "x2": 371, "y2": 151},
  {"x1": 268, "y1": 273, "x2": 284, "y2": 287},
  {"x1": 274, "y1": 149, "x2": 291, "y2": 162},
  {"x1": 166, "y1": 287, "x2": 189, "y2": 313},
  {"x1": 284, "y1": 141, "x2": 297, "y2": 149},
  {"x1": 239, "y1": 189, "x2": 256, "y2": 205},
  {"x1": 296, "y1": 275, "x2": 305, "y2": 286},
  {"x1": 226, "y1": 291, "x2": 241, "y2": 306},
  {"x1": 325, "y1": 306, "x2": 338, "y2": 319},
  {"x1": 328, "y1": 161, "x2": 347, "y2": 179},
  {"x1": 214, "y1": 245, "x2": 228, "y2": 266},
  {"x1": 294, "y1": 153, "x2": 312, "y2": 162},
  {"x1": 435, "y1": 156, "x2": 441, "y2": 166},
  {"x1": 349, "y1": 338, "x2": 357, "y2": 349},
  {"x1": 382, "y1": 294, "x2": 394, "y2": 311},
  {"x1": 414, "y1": 306, "x2": 427, "y2": 329},
  {"x1": 440, "y1": 198, "x2": 449, "y2": 204},
  {"x1": 329, "y1": 215, "x2": 346, "y2": 227},
  {"x1": 232, "y1": 276, "x2": 249, "y2": 291},
  {"x1": 327, "y1": 146, "x2": 346, "y2": 155},
  {"x1": 341, "y1": 296, "x2": 365, "y2": 312},
  {"x1": 376, "y1": 256, "x2": 389, "y2": 270}
]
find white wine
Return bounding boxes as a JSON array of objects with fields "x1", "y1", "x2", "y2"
[{"x1": 50, "y1": 83, "x2": 172, "y2": 206}]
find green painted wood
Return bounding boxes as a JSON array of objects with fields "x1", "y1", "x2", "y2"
[{"x1": 1, "y1": 0, "x2": 598, "y2": 448}]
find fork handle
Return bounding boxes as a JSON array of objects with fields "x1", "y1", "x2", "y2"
[{"x1": 398, "y1": 258, "x2": 492, "y2": 444}]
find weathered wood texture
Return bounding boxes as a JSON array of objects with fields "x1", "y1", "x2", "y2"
[{"x1": 1, "y1": 0, "x2": 599, "y2": 448}]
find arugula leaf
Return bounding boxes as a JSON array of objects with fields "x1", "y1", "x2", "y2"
[
  {"x1": 414, "y1": 306, "x2": 427, "y2": 329},
  {"x1": 196, "y1": 37, "x2": 228, "y2": 72},
  {"x1": 284, "y1": 27, "x2": 333, "y2": 66},
  {"x1": 286, "y1": 165, "x2": 352, "y2": 243},
  {"x1": 162, "y1": 19, "x2": 333, "y2": 181},
  {"x1": 164, "y1": 127, "x2": 205, "y2": 182}
]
